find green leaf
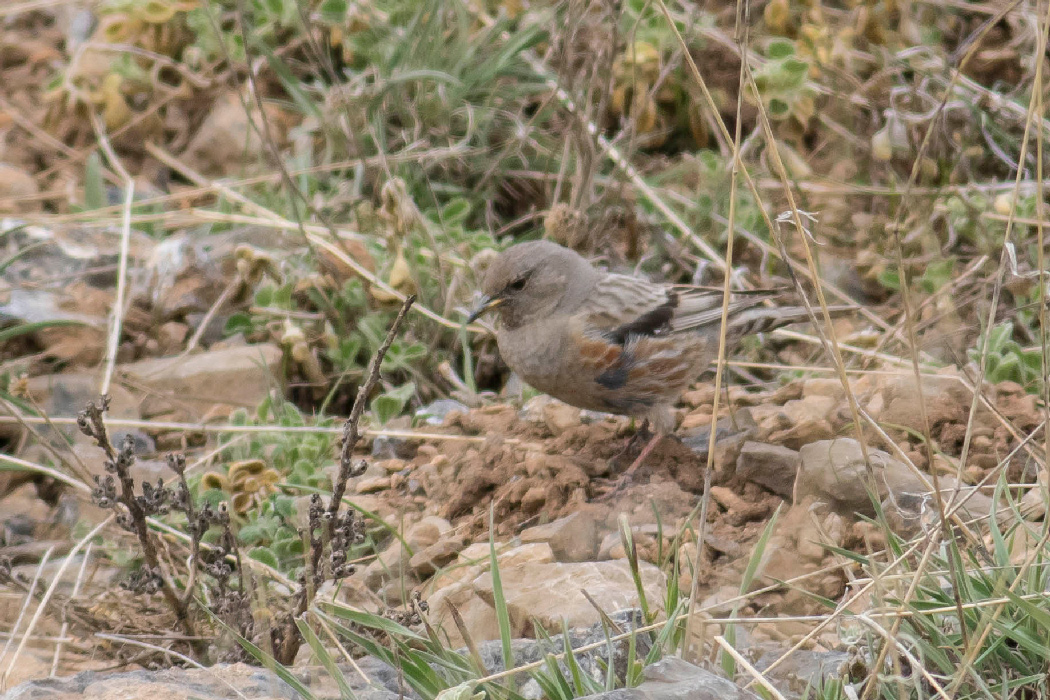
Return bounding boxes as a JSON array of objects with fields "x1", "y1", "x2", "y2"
[
  {"x1": 224, "y1": 312, "x2": 254, "y2": 336},
  {"x1": 371, "y1": 382, "x2": 416, "y2": 425},
  {"x1": 490, "y1": 507, "x2": 515, "y2": 693},
  {"x1": 766, "y1": 39, "x2": 796, "y2": 59},
  {"x1": 989, "y1": 323, "x2": 1013, "y2": 351},
  {"x1": 203, "y1": 606, "x2": 318, "y2": 700},
  {"x1": 383, "y1": 342, "x2": 427, "y2": 371},
  {"x1": 273, "y1": 495, "x2": 296, "y2": 518},
  {"x1": 921, "y1": 258, "x2": 955, "y2": 293},
  {"x1": 768, "y1": 98, "x2": 791, "y2": 118},
  {"x1": 273, "y1": 536, "x2": 304, "y2": 560},
  {"x1": 0, "y1": 320, "x2": 89, "y2": 344},
  {"x1": 877, "y1": 268, "x2": 901, "y2": 291},
  {"x1": 724, "y1": 504, "x2": 781, "y2": 677},
  {"x1": 264, "y1": 51, "x2": 322, "y2": 120},
  {"x1": 248, "y1": 546, "x2": 279, "y2": 570},
  {"x1": 1021, "y1": 350, "x2": 1043, "y2": 370},
  {"x1": 295, "y1": 617, "x2": 357, "y2": 699},
  {"x1": 319, "y1": 603, "x2": 427, "y2": 641},
  {"x1": 273, "y1": 284, "x2": 293, "y2": 308},
  {"x1": 317, "y1": 0, "x2": 348, "y2": 23},
  {"x1": 780, "y1": 58, "x2": 810, "y2": 81},
  {"x1": 254, "y1": 285, "x2": 275, "y2": 307},
  {"x1": 238, "y1": 523, "x2": 267, "y2": 545},
  {"x1": 261, "y1": 0, "x2": 283, "y2": 18},
  {"x1": 84, "y1": 152, "x2": 105, "y2": 210},
  {"x1": 332, "y1": 335, "x2": 363, "y2": 366},
  {"x1": 440, "y1": 198, "x2": 471, "y2": 227}
]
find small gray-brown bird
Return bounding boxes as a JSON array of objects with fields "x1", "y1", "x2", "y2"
[{"x1": 468, "y1": 240, "x2": 839, "y2": 486}]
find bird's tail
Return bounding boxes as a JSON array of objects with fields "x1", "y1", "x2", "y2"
[{"x1": 726, "y1": 304, "x2": 855, "y2": 338}]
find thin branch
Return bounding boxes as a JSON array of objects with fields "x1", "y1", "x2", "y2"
[{"x1": 330, "y1": 295, "x2": 416, "y2": 517}]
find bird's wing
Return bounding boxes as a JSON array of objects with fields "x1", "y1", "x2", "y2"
[
  {"x1": 667, "y1": 286, "x2": 778, "y2": 334},
  {"x1": 570, "y1": 278, "x2": 790, "y2": 408},
  {"x1": 579, "y1": 275, "x2": 780, "y2": 340},
  {"x1": 576, "y1": 274, "x2": 671, "y2": 332}
]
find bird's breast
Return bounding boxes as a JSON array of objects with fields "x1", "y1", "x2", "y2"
[
  {"x1": 496, "y1": 319, "x2": 718, "y2": 418},
  {"x1": 496, "y1": 322, "x2": 567, "y2": 390},
  {"x1": 494, "y1": 321, "x2": 634, "y2": 414}
]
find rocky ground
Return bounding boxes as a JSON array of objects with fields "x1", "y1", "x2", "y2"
[
  {"x1": 2, "y1": 288, "x2": 1047, "y2": 697},
  {"x1": 1, "y1": 179, "x2": 1047, "y2": 700},
  {"x1": 3, "y1": 2, "x2": 1050, "y2": 698}
]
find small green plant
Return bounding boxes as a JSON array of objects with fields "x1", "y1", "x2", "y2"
[
  {"x1": 648, "y1": 150, "x2": 768, "y2": 247},
  {"x1": 752, "y1": 39, "x2": 815, "y2": 123},
  {"x1": 873, "y1": 478, "x2": 1050, "y2": 699},
  {"x1": 968, "y1": 322, "x2": 1043, "y2": 392},
  {"x1": 192, "y1": 397, "x2": 382, "y2": 578},
  {"x1": 876, "y1": 257, "x2": 956, "y2": 295}
]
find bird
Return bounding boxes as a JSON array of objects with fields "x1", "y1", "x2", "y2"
[{"x1": 468, "y1": 239, "x2": 849, "y2": 491}]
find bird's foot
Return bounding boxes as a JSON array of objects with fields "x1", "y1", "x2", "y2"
[
  {"x1": 595, "y1": 472, "x2": 635, "y2": 502},
  {"x1": 611, "y1": 419, "x2": 652, "y2": 466},
  {"x1": 596, "y1": 432, "x2": 663, "y2": 502}
]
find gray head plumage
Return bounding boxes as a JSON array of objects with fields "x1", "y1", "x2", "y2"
[{"x1": 470, "y1": 241, "x2": 600, "y2": 329}]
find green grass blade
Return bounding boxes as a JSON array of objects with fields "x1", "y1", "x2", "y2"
[
  {"x1": 0, "y1": 320, "x2": 89, "y2": 344},
  {"x1": 489, "y1": 505, "x2": 515, "y2": 692},
  {"x1": 203, "y1": 607, "x2": 318, "y2": 700},
  {"x1": 318, "y1": 602, "x2": 427, "y2": 641},
  {"x1": 295, "y1": 616, "x2": 357, "y2": 699},
  {"x1": 723, "y1": 503, "x2": 781, "y2": 678}
]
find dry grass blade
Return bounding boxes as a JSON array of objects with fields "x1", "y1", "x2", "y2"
[
  {"x1": 0, "y1": 545, "x2": 53, "y2": 690},
  {"x1": 0, "y1": 413, "x2": 501, "y2": 444},
  {"x1": 50, "y1": 543, "x2": 92, "y2": 676},
  {"x1": 713, "y1": 635, "x2": 788, "y2": 700},
  {"x1": 1, "y1": 517, "x2": 111, "y2": 690},
  {"x1": 143, "y1": 143, "x2": 473, "y2": 332},
  {"x1": 0, "y1": 453, "x2": 90, "y2": 494}
]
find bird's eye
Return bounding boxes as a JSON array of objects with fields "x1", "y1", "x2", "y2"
[{"x1": 507, "y1": 277, "x2": 528, "y2": 292}]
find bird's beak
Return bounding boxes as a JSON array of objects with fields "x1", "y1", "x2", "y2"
[{"x1": 466, "y1": 294, "x2": 504, "y2": 324}]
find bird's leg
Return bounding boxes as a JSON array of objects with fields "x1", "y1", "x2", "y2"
[
  {"x1": 600, "y1": 431, "x2": 664, "y2": 499},
  {"x1": 621, "y1": 431, "x2": 663, "y2": 481},
  {"x1": 613, "y1": 419, "x2": 651, "y2": 463}
]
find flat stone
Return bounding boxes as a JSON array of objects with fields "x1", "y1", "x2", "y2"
[
  {"x1": 362, "y1": 516, "x2": 453, "y2": 588},
  {"x1": 408, "y1": 537, "x2": 463, "y2": 577},
  {"x1": 0, "y1": 663, "x2": 299, "y2": 700},
  {"x1": 426, "y1": 543, "x2": 557, "y2": 646},
  {"x1": 795, "y1": 438, "x2": 926, "y2": 515},
  {"x1": 736, "y1": 442, "x2": 801, "y2": 498},
  {"x1": 1, "y1": 659, "x2": 408, "y2": 700},
  {"x1": 543, "y1": 400, "x2": 582, "y2": 434},
  {"x1": 118, "y1": 343, "x2": 282, "y2": 421},
  {"x1": 355, "y1": 476, "x2": 390, "y2": 494},
  {"x1": 681, "y1": 410, "x2": 757, "y2": 456},
  {"x1": 753, "y1": 649, "x2": 855, "y2": 699},
  {"x1": 371, "y1": 434, "x2": 416, "y2": 459},
  {"x1": 472, "y1": 559, "x2": 665, "y2": 638},
  {"x1": 414, "y1": 399, "x2": 469, "y2": 425},
  {"x1": 520, "y1": 511, "x2": 599, "y2": 562},
  {"x1": 574, "y1": 657, "x2": 762, "y2": 699}
]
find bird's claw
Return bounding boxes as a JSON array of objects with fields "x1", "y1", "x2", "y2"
[{"x1": 594, "y1": 472, "x2": 634, "y2": 502}]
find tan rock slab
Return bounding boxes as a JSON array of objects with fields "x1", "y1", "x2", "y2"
[{"x1": 118, "y1": 344, "x2": 282, "y2": 421}]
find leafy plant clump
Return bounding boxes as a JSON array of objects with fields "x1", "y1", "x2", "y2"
[
  {"x1": 969, "y1": 322, "x2": 1044, "y2": 393},
  {"x1": 50, "y1": 299, "x2": 419, "y2": 667}
]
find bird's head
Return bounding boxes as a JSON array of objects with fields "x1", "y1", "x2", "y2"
[{"x1": 468, "y1": 240, "x2": 598, "y2": 329}]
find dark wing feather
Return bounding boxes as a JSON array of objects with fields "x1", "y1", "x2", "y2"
[
  {"x1": 606, "y1": 290, "x2": 678, "y2": 344},
  {"x1": 574, "y1": 275, "x2": 684, "y2": 392},
  {"x1": 577, "y1": 274, "x2": 671, "y2": 331}
]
